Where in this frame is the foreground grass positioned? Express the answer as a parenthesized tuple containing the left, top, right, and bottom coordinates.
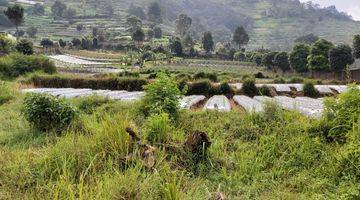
(0, 87, 359, 199)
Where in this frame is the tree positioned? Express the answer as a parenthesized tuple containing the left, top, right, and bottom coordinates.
(64, 8, 76, 21)
(126, 15, 142, 33)
(274, 52, 290, 72)
(16, 30, 25, 37)
(148, 1, 162, 23)
(76, 24, 84, 33)
(170, 38, 183, 57)
(51, 1, 66, 18)
(92, 27, 99, 37)
(128, 3, 146, 20)
(153, 26, 162, 38)
(175, 14, 192, 37)
(308, 39, 334, 71)
(33, 3, 45, 15)
(132, 29, 145, 44)
(262, 52, 277, 69)
(233, 26, 249, 49)
(26, 26, 38, 38)
(147, 29, 154, 40)
(202, 31, 214, 53)
(15, 39, 33, 55)
(353, 35, 360, 59)
(329, 44, 355, 72)
(59, 39, 66, 48)
(289, 44, 310, 73)
(92, 37, 98, 49)
(40, 38, 54, 49)
(294, 33, 319, 44)
(71, 38, 81, 48)
(4, 5, 24, 35)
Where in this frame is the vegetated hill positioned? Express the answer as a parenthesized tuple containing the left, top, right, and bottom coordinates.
(3, 0, 360, 50)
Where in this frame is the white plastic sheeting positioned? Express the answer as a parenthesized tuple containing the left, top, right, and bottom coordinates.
(179, 95, 206, 109)
(22, 88, 144, 101)
(233, 95, 264, 113)
(203, 95, 231, 112)
(314, 85, 333, 94)
(48, 55, 111, 65)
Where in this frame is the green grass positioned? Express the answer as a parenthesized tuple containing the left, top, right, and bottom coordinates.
(0, 81, 359, 199)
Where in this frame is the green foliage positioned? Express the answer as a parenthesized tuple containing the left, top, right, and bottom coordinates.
(22, 93, 77, 133)
(261, 52, 277, 69)
(307, 55, 329, 71)
(0, 81, 15, 105)
(186, 80, 212, 96)
(193, 72, 218, 82)
(15, 39, 34, 55)
(273, 52, 290, 72)
(26, 26, 38, 38)
(51, 0, 67, 18)
(0, 34, 15, 54)
(153, 26, 162, 39)
(353, 35, 360, 59)
(219, 82, 233, 95)
(40, 38, 54, 48)
(0, 53, 56, 79)
(4, 4, 24, 31)
(142, 72, 181, 119)
(175, 14, 192, 37)
(28, 74, 148, 91)
(258, 85, 271, 96)
(233, 51, 246, 61)
(242, 78, 258, 97)
(132, 29, 145, 43)
(169, 38, 183, 57)
(78, 95, 111, 114)
(144, 112, 173, 144)
(233, 26, 249, 49)
(303, 81, 318, 98)
(202, 31, 214, 53)
(289, 44, 310, 73)
(323, 86, 360, 143)
(329, 44, 354, 72)
(310, 39, 334, 58)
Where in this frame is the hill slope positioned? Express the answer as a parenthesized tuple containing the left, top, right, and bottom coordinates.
(3, 0, 360, 50)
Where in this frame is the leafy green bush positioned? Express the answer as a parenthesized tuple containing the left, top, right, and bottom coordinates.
(0, 81, 15, 105)
(193, 72, 218, 82)
(322, 86, 360, 142)
(0, 53, 56, 78)
(144, 112, 173, 144)
(258, 85, 271, 96)
(141, 72, 181, 120)
(241, 78, 258, 97)
(218, 82, 233, 95)
(303, 81, 318, 98)
(273, 77, 286, 83)
(186, 80, 212, 96)
(22, 93, 77, 133)
(15, 39, 34, 55)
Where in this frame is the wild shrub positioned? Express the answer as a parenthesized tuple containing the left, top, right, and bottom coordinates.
(22, 93, 77, 133)
(0, 81, 15, 105)
(15, 39, 34, 55)
(258, 85, 271, 96)
(218, 82, 233, 95)
(186, 80, 212, 96)
(144, 112, 173, 144)
(303, 81, 318, 98)
(254, 72, 265, 79)
(241, 78, 258, 97)
(322, 86, 360, 143)
(193, 72, 218, 82)
(141, 72, 181, 120)
(273, 77, 286, 83)
(288, 77, 304, 83)
(0, 53, 56, 78)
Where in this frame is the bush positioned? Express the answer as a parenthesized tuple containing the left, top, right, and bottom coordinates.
(303, 81, 318, 98)
(273, 77, 286, 83)
(15, 39, 34, 55)
(193, 72, 218, 82)
(0, 81, 15, 105)
(322, 86, 360, 143)
(258, 85, 271, 96)
(144, 112, 173, 144)
(141, 73, 181, 120)
(241, 78, 258, 97)
(288, 77, 304, 83)
(0, 53, 56, 78)
(186, 80, 212, 96)
(22, 93, 77, 133)
(254, 72, 265, 79)
(219, 82, 233, 95)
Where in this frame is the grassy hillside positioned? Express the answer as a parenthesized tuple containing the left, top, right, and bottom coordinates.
(2, 0, 360, 50)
